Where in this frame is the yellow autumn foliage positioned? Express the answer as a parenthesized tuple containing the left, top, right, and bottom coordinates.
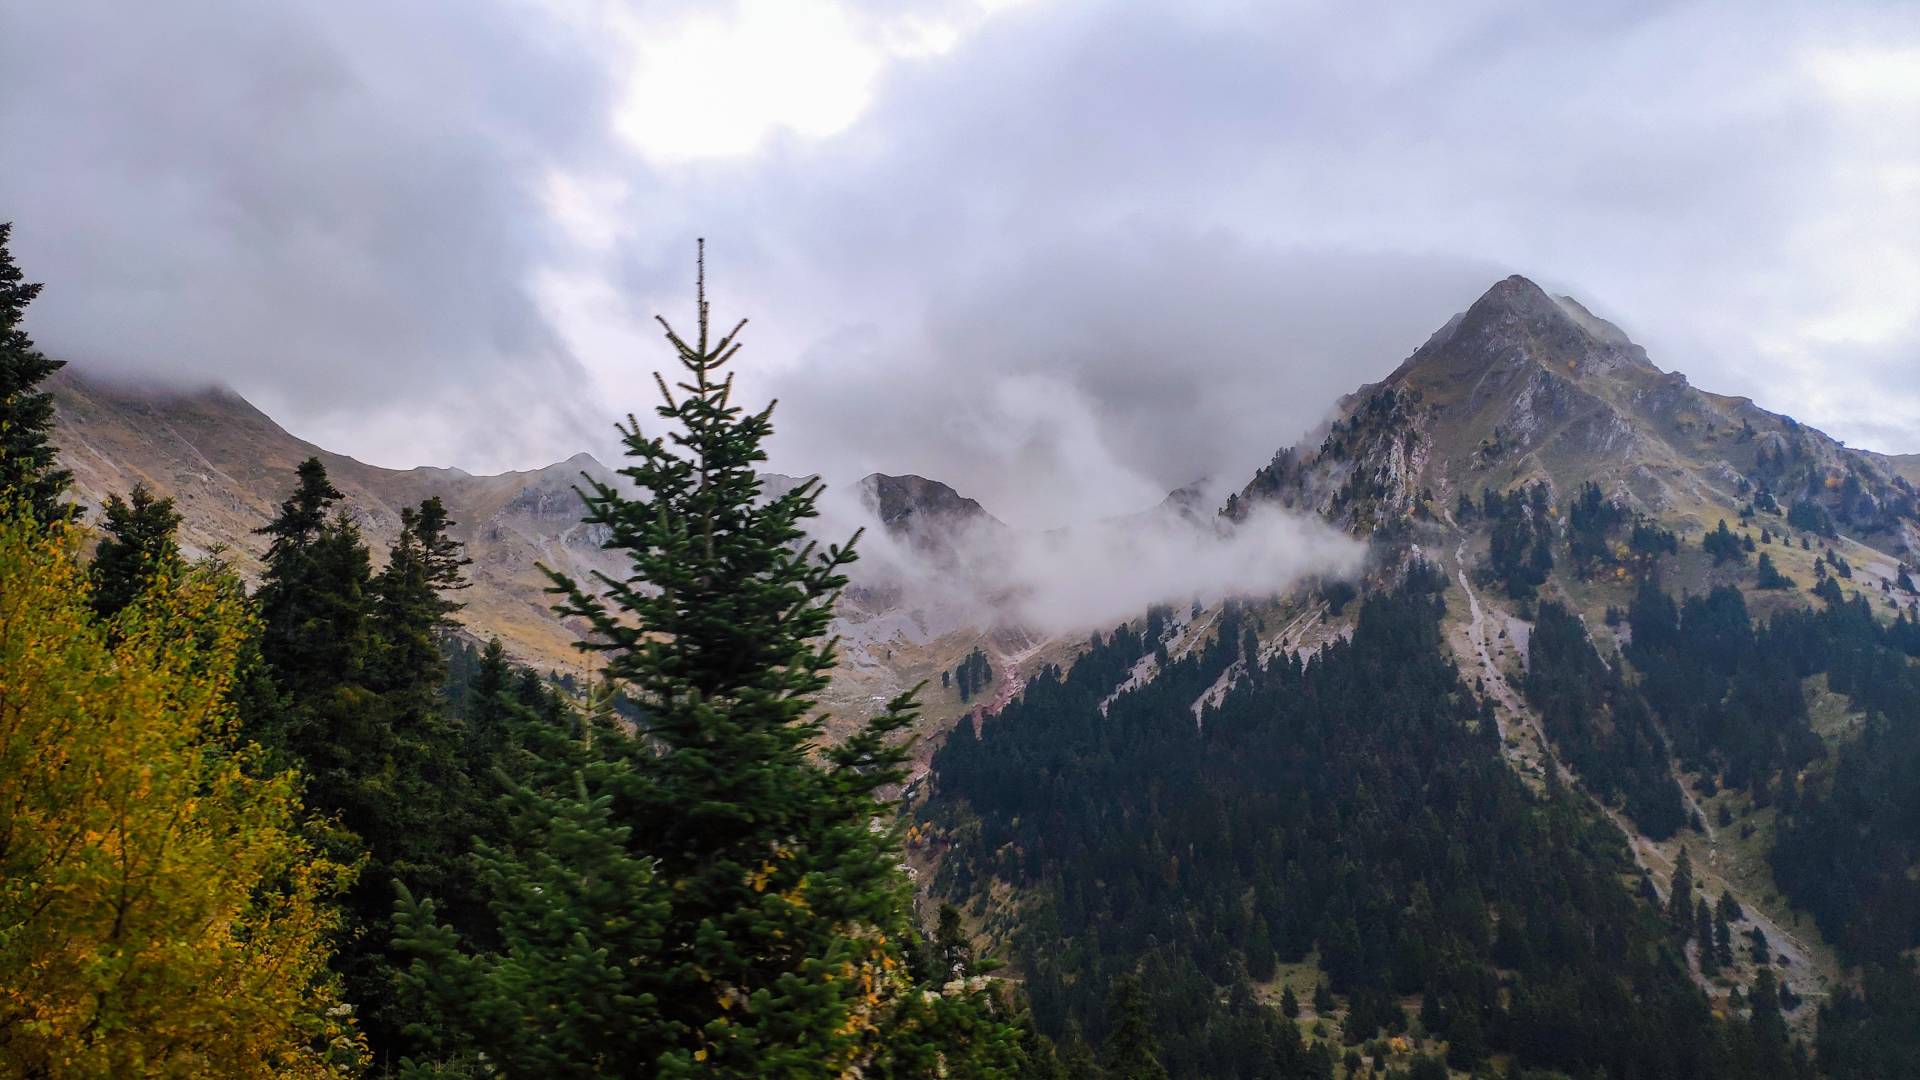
(0, 510, 363, 1077)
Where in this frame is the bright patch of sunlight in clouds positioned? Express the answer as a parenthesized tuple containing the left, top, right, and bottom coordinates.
(597, 0, 1032, 165)
(1805, 45, 1920, 106)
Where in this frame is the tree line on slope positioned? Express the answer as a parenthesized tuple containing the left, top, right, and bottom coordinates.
(1, 229, 1036, 1076)
(1523, 599, 1688, 839)
(1462, 474, 1920, 1079)
(1612, 575, 1920, 1080)
(1625, 582, 1827, 796)
(924, 564, 1811, 1079)
(1741, 592, 1920, 1079)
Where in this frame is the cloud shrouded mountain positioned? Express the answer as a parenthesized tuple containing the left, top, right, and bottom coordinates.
(44, 359, 1363, 733)
(52, 271, 1918, 755)
(5, 0, 1918, 527)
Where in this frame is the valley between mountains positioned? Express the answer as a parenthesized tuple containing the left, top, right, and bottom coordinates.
(51, 274, 1920, 1077)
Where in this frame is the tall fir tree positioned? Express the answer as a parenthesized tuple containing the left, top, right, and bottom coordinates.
(1751, 969, 1788, 1047)
(0, 222, 70, 519)
(254, 465, 378, 763)
(1099, 976, 1168, 1080)
(1669, 845, 1695, 936)
(369, 498, 474, 802)
(934, 902, 976, 979)
(1059, 1028, 1104, 1080)
(1697, 899, 1720, 976)
(372, 499, 468, 696)
(88, 481, 183, 618)
(346, 497, 483, 1060)
(253, 457, 354, 718)
(412, 495, 471, 604)
(395, 243, 1023, 1076)
(251, 459, 486, 1064)
(462, 637, 516, 764)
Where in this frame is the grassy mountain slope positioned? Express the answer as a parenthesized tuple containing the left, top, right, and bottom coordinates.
(49, 369, 1028, 736)
(51, 368, 621, 671)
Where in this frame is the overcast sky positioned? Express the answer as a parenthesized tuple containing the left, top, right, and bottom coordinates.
(5, 1, 1917, 527)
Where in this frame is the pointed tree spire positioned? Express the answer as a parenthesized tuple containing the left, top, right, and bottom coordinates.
(1101, 974, 1169, 1080)
(1669, 845, 1695, 935)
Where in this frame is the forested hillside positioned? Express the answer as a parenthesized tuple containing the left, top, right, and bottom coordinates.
(923, 572, 1811, 1078)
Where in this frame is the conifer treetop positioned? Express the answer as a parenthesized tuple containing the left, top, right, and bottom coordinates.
(546, 239, 875, 738)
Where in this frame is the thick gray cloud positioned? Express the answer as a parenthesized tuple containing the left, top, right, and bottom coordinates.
(755, 233, 1505, 526)
(4, 0, 1917, 522)
(0, 2, 614, 468)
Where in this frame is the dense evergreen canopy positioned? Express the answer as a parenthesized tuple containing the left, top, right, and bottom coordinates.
(925, 568, 1807, 1079)
(1526, 598, 1686, 838)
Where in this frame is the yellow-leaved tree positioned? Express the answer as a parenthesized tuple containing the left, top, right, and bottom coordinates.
(0, 508, 363, 1078)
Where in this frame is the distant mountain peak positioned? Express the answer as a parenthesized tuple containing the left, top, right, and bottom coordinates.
(857, 472, 1000, 531)
(1447, 274, 1593, 359)
(1466, 273, 1557, 316)
(1235, 274, 1920, 551)
(1391, 274, 1658, 398)
(1458, 275, 1626, 343)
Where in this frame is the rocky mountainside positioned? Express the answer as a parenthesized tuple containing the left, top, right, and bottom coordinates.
(1890, 453, 1920, 489)
(1284, 280, 1916, 1014)
(860, 472, 1001, 533)
(1233, 275, 1920, 557)
(51, 276, 1919, 745)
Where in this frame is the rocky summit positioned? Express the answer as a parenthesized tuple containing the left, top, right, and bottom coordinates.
(1235, 275, 1919, 555)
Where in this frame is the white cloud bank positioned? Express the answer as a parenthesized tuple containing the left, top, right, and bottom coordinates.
(814, 479, 1366, 638)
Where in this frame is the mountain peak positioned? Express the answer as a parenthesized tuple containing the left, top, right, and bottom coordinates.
(1479, 273, 1552, 305)
(1392, 274, 1657, 396)
(1456, 274, 1578, 336)
(1455, 275, 1640, 352)
(857, 473, 997, 530)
